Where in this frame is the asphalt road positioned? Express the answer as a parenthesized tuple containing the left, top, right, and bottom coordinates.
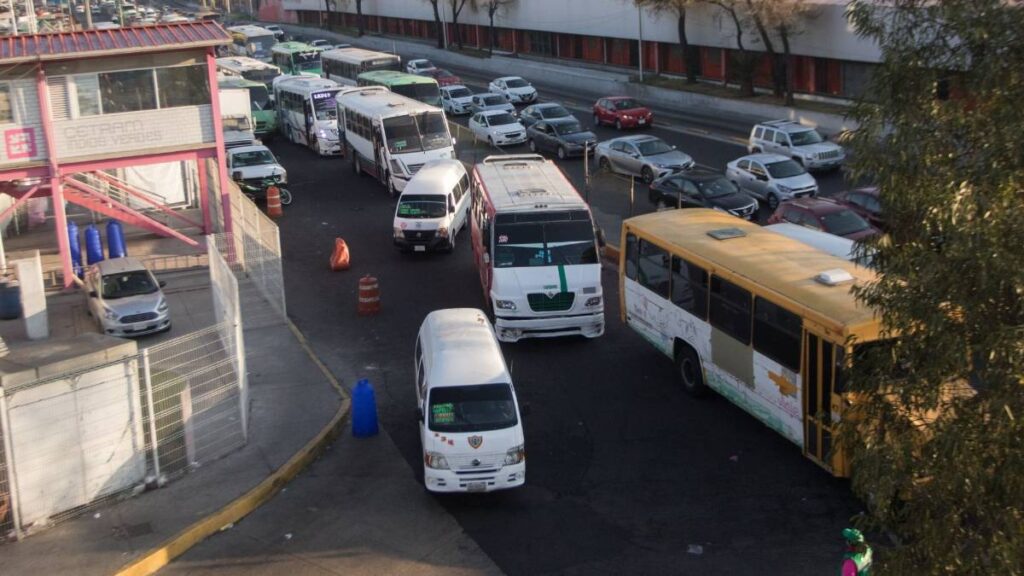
(167, 119, 862, 574)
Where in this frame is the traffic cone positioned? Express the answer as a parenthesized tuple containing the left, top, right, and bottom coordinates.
(330, 238, 351, 271)
(266, 185, 283, 218)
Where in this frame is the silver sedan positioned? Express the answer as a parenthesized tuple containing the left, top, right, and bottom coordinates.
(594, 135, 694, 184)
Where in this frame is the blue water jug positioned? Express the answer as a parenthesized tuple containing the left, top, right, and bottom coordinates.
(67, 221, 83, 277)
(351, 378, 380, 438)
(85, 224, 104, 265)
(106, 220, 127, 259)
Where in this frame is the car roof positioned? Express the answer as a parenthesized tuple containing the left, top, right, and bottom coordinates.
(443, 84, 470, 92)
(670, 167, 724, 181)
(782, 197, 846, 214)
(229, 145, 271, 154)
(764, 223, 857, 262)
(496, 76, 523, 81)
(401, 159, 466, 196)
(759, 120, 815, 134)
(613, 134, 660, 144)
(477, 93, 505, 100)
(604, 96, 634, 100)
(94, 257, 149, 275)
(739, 153, 791, 164)
(545, 117, 579, 125)
(531, 102, 563, 109)
(410, 58, 431, 64)
(480, 109, 512, 116)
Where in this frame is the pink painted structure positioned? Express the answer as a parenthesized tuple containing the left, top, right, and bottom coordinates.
(0, 23, 234, 288)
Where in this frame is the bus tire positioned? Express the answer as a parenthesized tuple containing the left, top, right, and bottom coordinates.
(675, 341, 708, 398)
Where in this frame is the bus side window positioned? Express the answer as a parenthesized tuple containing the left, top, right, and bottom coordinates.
(752, 297, 801, 372)
(624, 234, 639, 280)
(709, 276, 752, 345)
(671, 255, 708, 320)
(638, 240, 670, 298)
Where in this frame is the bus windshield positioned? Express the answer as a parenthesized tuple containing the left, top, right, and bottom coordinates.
(393, 83, 441, 107)
(248, 86, 272, 111)
(312, 91, 339, 121)
(294, 51, 321, 71)
(428, 384, 518, 433)
(248, 35, 275, 58)
(493, 213, 597, 268)
(383, 112, 450, 154)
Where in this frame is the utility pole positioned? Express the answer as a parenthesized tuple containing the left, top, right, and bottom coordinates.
(84, 0, 93, 29)
(637, 6, 644, 82)
(440, 1, 448, 50)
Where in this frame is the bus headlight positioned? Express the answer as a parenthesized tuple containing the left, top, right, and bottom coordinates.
(495, 299, 516, 311)
(585, 296, 602, 307)
(390, 159, 405, 176)
(504, 444, 525, 465)
(437, 226, 449, 238)
(424, 451, 450, 470)
(317, 128, 329, 139)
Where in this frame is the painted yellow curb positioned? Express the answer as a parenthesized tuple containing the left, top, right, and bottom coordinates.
(115, 320, 350, 576)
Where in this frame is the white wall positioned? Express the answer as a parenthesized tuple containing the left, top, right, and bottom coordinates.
(281, 0, 881, 63)
(0, 79, 49, 167)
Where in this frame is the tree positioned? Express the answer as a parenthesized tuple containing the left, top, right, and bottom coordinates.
(752, 0, 817, 105)
(478, 0, 518, 56)
(338, 0, 365, 36)
(636, 0, 701, 84)
(703, 0, 756, 96)
(448, 0, 471, 49)
(424, 0, 445, 49)
(743, 0, 783, 97)
(841, 1, 1024, 573)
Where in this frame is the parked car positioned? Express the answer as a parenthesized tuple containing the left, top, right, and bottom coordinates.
(833, 186, 884, 229)
(440, 85, 475, 115)
(765, 223, 876, 268)
(264, 24, 285, 40)
(519, 102, 573, 128)
(526, 118, 596, 159)
(84, 257, 171, 338)
(766, 197, 880, 241)
(469, 110, 527, 147)
(227, 144, 287, 186)
(592, 96, 653, 130)
(748, 120, 845, 171)
(594, 135, 694, 184)
(648, 167, 758, 220)
(725, 153, 818, 210)
(488, 76, 537, 104)
(406, 59, 436, 74)
(468, 92, 516, 115)
(420, 68, 462, 87)
(308, 39, 331, 49)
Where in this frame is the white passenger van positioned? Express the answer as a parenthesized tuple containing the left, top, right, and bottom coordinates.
(415, 308, 526, 493)
(765, 223, 876, 268)
(393, 160, 470, 253)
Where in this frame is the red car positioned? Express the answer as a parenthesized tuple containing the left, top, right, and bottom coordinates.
(421, 68, 462, 87)
(833, 186, 885, 230)
(766, 197, 881, 242)
(593, 96, 653, 130)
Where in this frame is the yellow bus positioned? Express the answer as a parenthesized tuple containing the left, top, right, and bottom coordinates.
(619, 209, 882, 476)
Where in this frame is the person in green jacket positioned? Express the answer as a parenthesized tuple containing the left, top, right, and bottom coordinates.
(841, 528, 873, 575)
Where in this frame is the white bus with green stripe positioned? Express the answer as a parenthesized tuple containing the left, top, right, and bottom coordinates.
(469, 154, 605, 342)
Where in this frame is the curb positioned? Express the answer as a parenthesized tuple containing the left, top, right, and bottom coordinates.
(114, 320, 350, 576)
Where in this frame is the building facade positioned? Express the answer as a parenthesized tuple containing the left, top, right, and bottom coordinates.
(280, 0, 879, 100)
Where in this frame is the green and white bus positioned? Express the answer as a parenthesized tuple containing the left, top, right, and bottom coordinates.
(356, 70, 441, 107)
(227, 25, 277, 62)
(322, 47, 401, 86)
(271, 41, 322, 76)
(216, 56, 282, 90)
(218, 76, 278, 140)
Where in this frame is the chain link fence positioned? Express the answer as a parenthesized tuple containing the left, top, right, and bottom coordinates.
(449, 120, 503, 168)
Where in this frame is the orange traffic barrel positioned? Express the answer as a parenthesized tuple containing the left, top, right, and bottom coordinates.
(330, 238, 351, 271)
(266, 186, 282, 218)
(358, 275, 380, 316)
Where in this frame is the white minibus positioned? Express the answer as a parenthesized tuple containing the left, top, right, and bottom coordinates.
(273, 76, 342, 156)
(393, 160, 470, 253)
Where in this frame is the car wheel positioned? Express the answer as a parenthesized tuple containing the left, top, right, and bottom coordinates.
(278, 187, 293, 206)
(557, 146, 567, 160)
(767, 192, 780, 211)
(615, 118, 623, 131)
(677, 343, 708, 398)
(528, 139, 537, 152)
(593, 113, 601, 126)
(599, 157, 611, 173)
(641, 166, 655, 185)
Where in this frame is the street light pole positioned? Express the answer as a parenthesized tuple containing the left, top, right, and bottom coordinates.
(440, 1, 449, 50)
(638, 6, 644, 82)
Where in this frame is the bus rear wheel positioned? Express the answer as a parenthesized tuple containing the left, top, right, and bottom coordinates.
(676, 343, 708, 398)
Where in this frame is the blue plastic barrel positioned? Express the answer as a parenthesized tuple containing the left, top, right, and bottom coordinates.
(67, 221, 83, 277)
(351, 378, 380, 438)
(106, 220, 127, 259)
(0, 281, 22, 320)
(85, 224, 104, 265)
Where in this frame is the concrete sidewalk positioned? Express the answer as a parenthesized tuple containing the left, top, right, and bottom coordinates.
(0, 320, 343, 575)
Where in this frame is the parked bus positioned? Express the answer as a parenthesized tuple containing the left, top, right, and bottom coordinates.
(356, 70, 441, 107)
(619, 209, 885, 476)
(218, 76, 277, 141)
(322, 48, 402, 86)
(216, 57, 282, 90)
(337, 86, 454, 196)
(226, 25, 277, 62)
(273, 76, 342, 156)
(469, 154, 604, 343)
(271, 41, 322, 76)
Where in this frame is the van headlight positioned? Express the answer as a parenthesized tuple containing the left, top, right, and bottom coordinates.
(393, 226, 404, 239)
(317, 128, 328, 139)
(424, 451, 450, 470)
(437, 226, 449, 238)
(504, 444, 525, 465)
(494, 299, 517, 311)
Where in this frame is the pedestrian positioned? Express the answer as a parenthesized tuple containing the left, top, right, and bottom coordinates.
(841, 528, 873, 576)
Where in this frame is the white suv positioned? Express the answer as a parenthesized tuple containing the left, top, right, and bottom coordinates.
(748, 120, 845, 172)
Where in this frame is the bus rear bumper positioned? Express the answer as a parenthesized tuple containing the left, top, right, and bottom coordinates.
(494, 312, 604, 342)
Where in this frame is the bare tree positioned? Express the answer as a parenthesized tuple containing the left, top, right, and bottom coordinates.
(424, 0, 445, 49)
(448, 0, 472, 49)
(477, 0, 518, 56)
(746, 0, 817, 104)
(338, 0, 365, 36)
(635, 0, 701, 83)
(703, 0, 756, 96)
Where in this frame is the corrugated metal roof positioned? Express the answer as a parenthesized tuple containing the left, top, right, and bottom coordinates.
(0, 22, 231, 64)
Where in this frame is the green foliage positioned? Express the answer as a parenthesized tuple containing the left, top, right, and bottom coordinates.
(842, 1, 1024, 574)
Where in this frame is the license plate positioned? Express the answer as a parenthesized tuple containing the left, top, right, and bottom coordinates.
(466, 482, 487, 492)
(638, 118, 646, 125)
(414, 245, 426, 252)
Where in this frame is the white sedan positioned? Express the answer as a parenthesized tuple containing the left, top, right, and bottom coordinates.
(440, 85, 474, 115)
(488, 76, 537, 105)
(407, 59, 436, 75)
(468, 110, 527, 147)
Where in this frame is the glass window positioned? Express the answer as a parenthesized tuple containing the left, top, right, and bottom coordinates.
(821, 209, 870, 236)
(765, 160, 806, 179)
(493, 215, 597, 268)
(428, 384, 518, 433)
(709, 276, 751, 344)
(397, 194, 447, 218)
(75, 74, 101, 117)
(99, 69, 157, 113)
(671, 256, 708, 319)
(638, 240, 670, 298)
(737, 159, 750, 171)
(0, 84, 12, 123)
(790, 129, 824, 146)
(156, 65, 210, 108)
(753, 127, 764, 139)
(753, 297, 802, 372)
(773, 130, 788, 144)
(624, 233, 638, 280)
(101, 270, 158, 299)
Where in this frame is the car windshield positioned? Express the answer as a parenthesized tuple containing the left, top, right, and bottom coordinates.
(383, 111, 450, 153)
(614, 98, 640, 110)
(505, 78, 529, 88)
(697, 176, 740, 198)
(765, 159, 806, 178)
(483, 95, 506, 106)
(428, 384, 517, 433)
(493, 214, 598, 268)
(312, 90, 338, 121)
(487, 113, 517, 126)
(232, 149, 275, 166)
(102, 270, 158, 299)
(294, 51, 320, 71)
(415, 60, 434, 69)
(396, 194, 447, 219)
(541, 105, 570, 119)
(553, 121, 584, 136)
(248, 86, 272, 111)
(822, 209, 871, 236)
(448, 87, 472, 98)
(636, 139, 673, 156)
(789, 129, 825, 146)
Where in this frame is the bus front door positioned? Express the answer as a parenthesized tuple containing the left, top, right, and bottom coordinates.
(803, 331, 841, 474)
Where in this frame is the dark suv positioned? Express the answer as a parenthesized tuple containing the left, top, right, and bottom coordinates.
(648, 168, 758, 220)
(766, 197, 880, 241)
